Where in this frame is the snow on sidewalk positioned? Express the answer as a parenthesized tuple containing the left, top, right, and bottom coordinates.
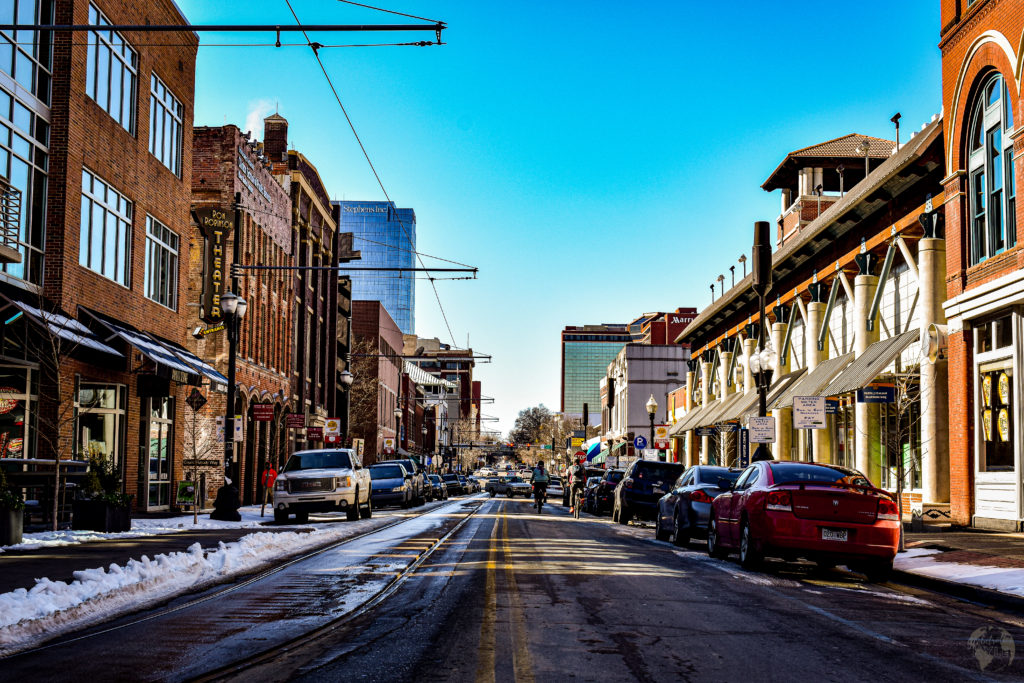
(895, 548, 1024, 598)
(0, 513, 387, 656)
(1, 506, 281, 553)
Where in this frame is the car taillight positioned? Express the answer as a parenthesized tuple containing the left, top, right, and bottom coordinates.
(877, 498, 899, 521)
(623, 478, 634, 489)
(690, 489, 714, 504)
(766, 490, 792, 512)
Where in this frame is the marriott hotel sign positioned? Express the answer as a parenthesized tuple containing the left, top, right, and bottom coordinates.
(193, 206, 235, 324)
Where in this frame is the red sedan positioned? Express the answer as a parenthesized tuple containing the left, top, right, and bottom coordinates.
(706, 461, 899, 581)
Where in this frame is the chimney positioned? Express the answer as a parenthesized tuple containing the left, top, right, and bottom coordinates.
(263, 113, 288, 162)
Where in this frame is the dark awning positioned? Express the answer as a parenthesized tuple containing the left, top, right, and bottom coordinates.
(770, 353, 854, 410)
(0, 290, 122, 357)
(83, 309, 226, 389)
(820, 330, 920, 397)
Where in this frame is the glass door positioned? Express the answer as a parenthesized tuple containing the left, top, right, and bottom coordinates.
(145, 396, 174, 509)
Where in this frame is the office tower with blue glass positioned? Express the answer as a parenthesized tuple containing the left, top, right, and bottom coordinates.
(334, 200, 417, 334)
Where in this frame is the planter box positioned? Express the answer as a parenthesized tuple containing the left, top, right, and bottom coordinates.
(72, 499, 132, 533)
(1, 507, 22, 545)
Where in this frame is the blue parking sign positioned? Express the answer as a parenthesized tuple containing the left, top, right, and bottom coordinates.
(633, 435, 648, 450)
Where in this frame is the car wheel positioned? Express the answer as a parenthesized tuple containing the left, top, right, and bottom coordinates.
(707, 517, 727, 559)
(361, 495, 373, 519)
(295, 511, 309, 524)
(617, 502, 630, 525)
(346, 492, 360, 521)
(655, 515, 670, 542)
(273, 509, 289, 524)
(862, 558, 893, 583)
(739, 520, 763, 570)
(507, 491, 514, 498)
(672, 510, 690, 547)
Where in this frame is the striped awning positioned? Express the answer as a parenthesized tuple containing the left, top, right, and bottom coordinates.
(670, 402, 710, 435)
(769, 353, 854, 410)
(820, 330, 920, 397)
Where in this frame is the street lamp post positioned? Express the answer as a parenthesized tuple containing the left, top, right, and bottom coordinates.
(749, 221, 777, 460)
(221, 290, 247, 487)
(646, 394, 657, 456)
(394, 406, 402, 456)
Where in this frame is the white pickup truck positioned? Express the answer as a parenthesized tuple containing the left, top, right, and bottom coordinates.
(272, 448, 372, 523)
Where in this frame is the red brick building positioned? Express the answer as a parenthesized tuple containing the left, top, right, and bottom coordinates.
(189, 124, 294, 506)
(0, 1, 228, 513)
(352, 300, 404, 463)
(940, 0, 1024, 529)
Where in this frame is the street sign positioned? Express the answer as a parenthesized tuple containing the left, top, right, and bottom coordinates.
(234, 415, 243, 442)
(857, 383, 895, 403)
(252, 404, 274, 421)
(739, 429, 750, 467)
(176, 481, 197, 506)
(695, 426, 716, 437)
(793, 396, 826, 429)
(654, 425, 669, 441)
(571, 437, 583, 448)
(641, 448, 660, 460)
(826, 398, 840, 414)
(325, 418, 341, 436)
(575, 450, 587, 459)
(286, 413, 305, 429)
(719, 421, 739, 433)
(216, 415, 225, 443)
(572, 430, 585, 439)
(749, 417, 776, 443)
(633, 435, 648, 450)
(307, 426, 323, 440)
(185, 388, 207, 412)
(352, 438, 365, 458)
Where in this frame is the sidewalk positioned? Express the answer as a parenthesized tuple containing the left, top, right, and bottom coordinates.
(896, 525, 1024, 610)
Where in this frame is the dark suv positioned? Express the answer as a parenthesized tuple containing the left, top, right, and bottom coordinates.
(613, 460, 685, 524)
(591, 469, 625, 515)
(391, 458, 429, 505)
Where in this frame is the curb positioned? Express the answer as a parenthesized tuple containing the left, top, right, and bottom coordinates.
(892, 568, 1024, 614)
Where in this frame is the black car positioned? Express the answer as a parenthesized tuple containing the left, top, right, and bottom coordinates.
(613, 460, 685, 524)
(654, 466, 743, 545)
(391, 459, 429, 505)
(590, 469, 625, 516)
(369, 462, 413, 508)
(581, 477, 602, 514)
(427, 474, 448, 500)
(441, 473, 463, 496)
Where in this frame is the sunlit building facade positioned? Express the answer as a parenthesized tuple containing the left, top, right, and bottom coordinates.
(561, 324, 631, 423)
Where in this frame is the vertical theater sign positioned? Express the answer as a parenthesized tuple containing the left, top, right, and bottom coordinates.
(193, 207, 235, 323)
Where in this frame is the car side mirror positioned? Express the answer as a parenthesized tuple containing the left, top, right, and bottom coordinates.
(405, 473, 412, 480)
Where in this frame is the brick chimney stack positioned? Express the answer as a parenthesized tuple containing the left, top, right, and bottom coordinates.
(263, 113, 288, 162)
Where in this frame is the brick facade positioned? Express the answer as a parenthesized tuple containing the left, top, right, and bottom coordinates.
(352, 300, 404, 463)
(940, 0, 1024, 526)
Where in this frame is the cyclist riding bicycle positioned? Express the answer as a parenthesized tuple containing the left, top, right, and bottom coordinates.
(531, 461, 549, 508)
(568, 461, 588, 514)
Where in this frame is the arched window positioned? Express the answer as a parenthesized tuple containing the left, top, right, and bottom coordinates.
(967, 73, 1016, 264)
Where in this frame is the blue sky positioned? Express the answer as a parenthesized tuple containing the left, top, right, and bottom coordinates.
(178, 0, 942, 435)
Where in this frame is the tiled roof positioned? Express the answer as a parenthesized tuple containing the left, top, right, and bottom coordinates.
(787, 133, 895, 159)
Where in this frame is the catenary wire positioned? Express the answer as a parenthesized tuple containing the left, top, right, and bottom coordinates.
(284, 0, 458, 347)
(336, 0, 446, 25)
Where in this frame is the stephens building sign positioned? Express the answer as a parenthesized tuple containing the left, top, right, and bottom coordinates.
(193, 206, 235, 323)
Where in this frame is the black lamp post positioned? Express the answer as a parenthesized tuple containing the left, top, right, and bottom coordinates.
(221, 290, 247, 486)
(645, 394, 657, 454)
(749, 221, 778, 460)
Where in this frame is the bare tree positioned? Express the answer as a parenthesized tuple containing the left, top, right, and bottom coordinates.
(182, 393, 217, 524)
(881, 372, 923, 552)
(348, 337, 384, 460)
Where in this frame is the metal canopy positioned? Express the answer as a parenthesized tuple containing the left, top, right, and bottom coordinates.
(670, 403, 709, 435)
(770, 353, 854, 410)
(820, 330, 920, 397)
(694, 392, 747, 429)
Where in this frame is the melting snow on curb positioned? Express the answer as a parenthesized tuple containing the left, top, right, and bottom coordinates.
(895, 547, 1024, 597)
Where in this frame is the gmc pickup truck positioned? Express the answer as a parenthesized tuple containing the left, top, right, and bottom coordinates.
(272, 448, 372, 523)
(485, 475, 532, 498)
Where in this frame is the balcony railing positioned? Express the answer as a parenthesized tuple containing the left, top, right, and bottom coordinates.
(0, 178, 22, 264)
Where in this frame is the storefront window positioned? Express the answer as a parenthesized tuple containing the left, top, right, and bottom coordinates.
(145, 396, 174, 509)
(76, 383, 125, 468)
(978, 362, 1014, 472)
(880, 391, 922, 489)
(0, 367, 33, 458)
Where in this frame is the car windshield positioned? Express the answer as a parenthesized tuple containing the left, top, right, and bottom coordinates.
(634, 463, 684, 481)
(370, 465, 405, 480)
(442, 474, 458, 481)
(428, 475, 441, 483)
(606, 471, 624, 483)
(769, 463, 872, 488)
(284, 451, 353, 472)
(394, 460, 418, 473)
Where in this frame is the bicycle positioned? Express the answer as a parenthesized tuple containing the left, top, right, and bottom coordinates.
(533, 485, 546, 513)
(572, 487, 584, 519)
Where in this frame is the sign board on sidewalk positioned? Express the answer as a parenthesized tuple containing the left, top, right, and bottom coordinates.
(749, 417, 776, 443)
(286, 413, 305, 429)
(306, 426, 323, 440)
(176, 480, 196, 506)
(252, 404, 275, 422)
(641, 448, 660, 460)
(633, 435, 648, 450)
(739, 429, 750, 467)
(352, 438, 365, 458)
(857, 383, 895, 403)
(793, 396, 826, 429)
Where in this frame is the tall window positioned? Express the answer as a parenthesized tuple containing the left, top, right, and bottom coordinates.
(968, 73, 1016, 264)
(80, 168, 132, 286)
(149, 73, 183, 175)
(0, 0, 54, 105)
(0, 86, 48, 284)
(144, 215, 178, 309)
(76, 383, 126, 471)
(86, 3, 137, 134)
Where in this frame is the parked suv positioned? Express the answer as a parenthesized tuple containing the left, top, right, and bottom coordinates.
(273, 449, 372, 523)
(591, 469, 625, 515)
(369, 462, 414, 509)
(391, 458, 429, 505)
(613, 460, 685, 524)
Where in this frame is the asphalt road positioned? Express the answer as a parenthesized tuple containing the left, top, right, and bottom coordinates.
(4, 495, 1024, 682)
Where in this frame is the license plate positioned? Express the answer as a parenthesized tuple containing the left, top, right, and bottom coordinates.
(821, 528, 848, 542)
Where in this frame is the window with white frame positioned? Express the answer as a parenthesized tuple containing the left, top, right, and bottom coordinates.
(144, 215, 178, 309)
(149, 73, 183, 175)
(80, 168, 132, 286)
(967, 72, 1016, 265)
(85, 3, 137, 134)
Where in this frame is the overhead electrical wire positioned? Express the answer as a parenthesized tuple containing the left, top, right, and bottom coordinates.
(336, 0, 446, 25)
(283, 0, 459, 347)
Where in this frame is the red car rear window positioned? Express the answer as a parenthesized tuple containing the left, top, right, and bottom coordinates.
(769, 463, 872, 488)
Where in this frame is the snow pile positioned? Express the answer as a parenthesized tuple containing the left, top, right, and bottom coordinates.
(896, 548, 1024, 597)
(0, 521, 378, 655)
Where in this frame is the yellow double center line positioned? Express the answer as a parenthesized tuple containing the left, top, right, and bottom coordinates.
(476, 502, 535, 683)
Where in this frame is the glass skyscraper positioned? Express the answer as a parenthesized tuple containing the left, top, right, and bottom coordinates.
(561, 324, 631, 421)
(334, 200, 416, 334)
